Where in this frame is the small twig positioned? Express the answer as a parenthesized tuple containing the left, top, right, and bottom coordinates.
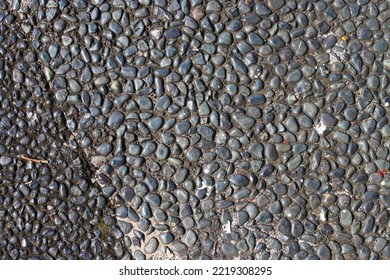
(20, 156, 49, 164)
(25, 181, 32, 185)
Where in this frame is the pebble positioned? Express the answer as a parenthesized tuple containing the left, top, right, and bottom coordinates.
(108, 111, 125, 129)
(264, 144, 278, 161)
(317, 244, 331, 260)
(291, 220, 304, 237)
(159, 232, 174, 245)
(229, 174, 249, 187)
(374, 39, 388, 52)
(221, 243, 238, 257)
(12, 68, 24, 83)
(248, 94, 266, 105)
(144, 237, 159, 254)
(184, 230, 197, 247)
(277, 217, 291, 235)
(321, 113, 338, 127)
(0, 156, 13, 166)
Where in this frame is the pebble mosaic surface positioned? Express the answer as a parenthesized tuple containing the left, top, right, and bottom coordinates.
(1, 0, 390, 260)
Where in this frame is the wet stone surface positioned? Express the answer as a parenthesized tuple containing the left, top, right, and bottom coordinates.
(0, 0, 390, 260)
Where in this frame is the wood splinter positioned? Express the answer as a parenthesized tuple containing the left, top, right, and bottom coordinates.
(20, 156, 49, 164)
